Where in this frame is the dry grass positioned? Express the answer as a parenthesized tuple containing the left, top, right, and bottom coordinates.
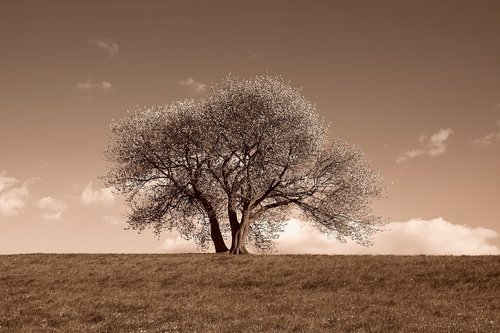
(0, 254, 498, 332)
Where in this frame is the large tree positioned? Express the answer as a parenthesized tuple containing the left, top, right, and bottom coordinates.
(104, 75, 385, 254)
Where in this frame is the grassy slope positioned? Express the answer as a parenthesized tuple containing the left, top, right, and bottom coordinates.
(0, 254, 498, 333)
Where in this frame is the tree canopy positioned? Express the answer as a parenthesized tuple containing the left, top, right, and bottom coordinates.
(104, 75, 385, 254)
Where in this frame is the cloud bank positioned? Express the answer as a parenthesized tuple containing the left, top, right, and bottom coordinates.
(90, 38, 119, 57)
(159, 218, 499, 255)
(0, 171, 30, 217)
(397, 128, 454, 163)
(276, 218, 499, 255)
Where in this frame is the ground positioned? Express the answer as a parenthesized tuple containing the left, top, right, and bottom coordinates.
(0, 254, 498, 332)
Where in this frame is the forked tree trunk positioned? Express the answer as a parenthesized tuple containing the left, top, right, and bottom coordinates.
(229, 207, 251, 254)
(227, 198, 249, 254)
(228, 202, 242, 253)
(230, 224, 249, 254)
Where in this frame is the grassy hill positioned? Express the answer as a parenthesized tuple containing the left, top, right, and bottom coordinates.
(0, 254, 498, 332)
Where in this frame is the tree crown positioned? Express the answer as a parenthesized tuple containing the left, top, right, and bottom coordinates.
(104, 75, 385, 253)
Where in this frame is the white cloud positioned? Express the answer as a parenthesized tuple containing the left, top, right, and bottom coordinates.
(0, 172, 17, 193)
(35, 196, 66, 221)
(276, 218, 500, 255)
(0, 171, 30, 217)
(102, 215, 122, 225)
(397, 128, 454, 163)
(159, 233, 198, 253)
(474, 132, 500, 146)
(474, 120, 500, 146)
(158, 217, 499, 255)
(75, 80, 112, 92)
(178, 77, 207, 94)
(81, 182, 115, 206)
(90, 38, 119, 57)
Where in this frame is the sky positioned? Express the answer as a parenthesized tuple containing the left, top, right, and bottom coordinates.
(1, 0, 499, 255)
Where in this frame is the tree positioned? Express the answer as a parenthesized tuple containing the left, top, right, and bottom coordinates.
(104, 75, 385, 254)
(104, 101, 229, 252)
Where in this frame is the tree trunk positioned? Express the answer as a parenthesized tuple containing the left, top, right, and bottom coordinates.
(208, 214, 229, 253)
(229, 208, 251, 254)
(229, 224, 249, 254)
(196, 192, 228, 253)
(227, 198, 243, 253)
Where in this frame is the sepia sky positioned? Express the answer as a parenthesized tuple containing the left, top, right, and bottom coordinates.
(1, 0, 499, 254)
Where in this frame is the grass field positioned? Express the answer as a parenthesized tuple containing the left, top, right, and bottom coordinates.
(0, 254, 498, 332)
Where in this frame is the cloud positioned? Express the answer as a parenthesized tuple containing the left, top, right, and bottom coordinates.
(90, 38, 119, 57)
(102, 215, 122, 225)
(159, 233, 198, 253)
(35, 196, 66, 221)
(275, 218, 500, 255)
(474, 120, 500, 146)
(397, 128, 454, 163)
(75, 80, 112, 92)
(158, 218, 499, 255)
(0, 171, 30, 217)
(178, 77, 207, 94)
(81, 182, 115, 206)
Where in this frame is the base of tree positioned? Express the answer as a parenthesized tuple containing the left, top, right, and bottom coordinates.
(214, 245, 229, 253)
(229, 247, 249, 254)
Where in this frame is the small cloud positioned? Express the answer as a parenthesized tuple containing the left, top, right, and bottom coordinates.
(158, 232, 198, 253)
(250, 53, 258, 61)
(276, 218, 500, 255)
(90, 38, 119, 57)
(35, 196, 66, 221)
(178, 77, 207, 95)
(474, 120, 500, 146)
(474, 132, 500, 146)
(0, 171, 17, 193)
(102, 215, 122, 225)
(0, 171, 31, 217)
(75, 80, 112, 92)
(397, 128, 454, 163)
(426, 128, 454, 155)
(81, 182, 115, 206)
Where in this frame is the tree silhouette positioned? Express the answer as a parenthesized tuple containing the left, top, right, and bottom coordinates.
(104, 76, 385, 254)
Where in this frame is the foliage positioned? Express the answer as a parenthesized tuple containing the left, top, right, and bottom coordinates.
(104, 75, 385, 253)
(105, 101, 228, 252)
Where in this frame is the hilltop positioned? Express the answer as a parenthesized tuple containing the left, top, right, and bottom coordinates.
(0, 254, 498, 332)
